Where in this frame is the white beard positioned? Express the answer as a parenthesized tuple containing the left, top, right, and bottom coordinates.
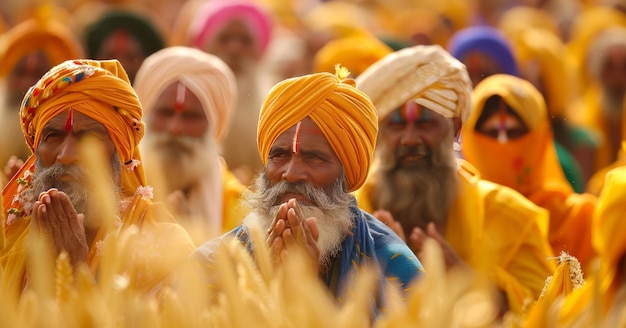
(243, 203, 353, 269)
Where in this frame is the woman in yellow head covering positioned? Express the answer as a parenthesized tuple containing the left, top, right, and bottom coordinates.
(1, 59, 195, 300)
(462, 74, 597, 271)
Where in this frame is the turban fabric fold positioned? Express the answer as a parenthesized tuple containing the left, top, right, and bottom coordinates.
(313, 34, 393, 77)
(134, 46, 237, 142)
(257, 72, 378, 191)
(19, 59, 146, 195)
(356, 44, 472, 122)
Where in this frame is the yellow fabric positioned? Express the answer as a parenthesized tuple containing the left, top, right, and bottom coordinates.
(498, 6, 560, 38)
(558, 166, 626, 324)
(586, 142, 626, 195)
(505, 28, 572, 118)
(257, 72, 378, 192)
(1, 59, 195, 300)
(463, 74, 597, 270)
(566, 6, 626, 93)
(356, 44, 472, 122)
(313, 34, 392, 78)
(0, 18, 84, 77)
(221, 166, 246, 232)
(355, 159, 556, 313)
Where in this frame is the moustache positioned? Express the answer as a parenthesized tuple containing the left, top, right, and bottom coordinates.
(396, 144, 429, 158)
(152, 134, 198, 154)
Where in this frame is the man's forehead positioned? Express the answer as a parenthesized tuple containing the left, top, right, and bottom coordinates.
(45, 109, 107, 130)
(272, 118, 330, 148)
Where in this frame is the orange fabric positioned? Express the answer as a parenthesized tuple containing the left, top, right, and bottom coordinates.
(0, 18, 83, 77)
(313, 34, 392, 77)
(257, 71, 378, 191)
(463, 74, 597, 270)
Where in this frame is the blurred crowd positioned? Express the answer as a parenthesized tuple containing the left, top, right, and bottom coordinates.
(1, 0, 626, 327)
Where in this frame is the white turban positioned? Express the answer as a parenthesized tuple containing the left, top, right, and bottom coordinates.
(133, 46, 237, 141)
(356, 44, 472, 122)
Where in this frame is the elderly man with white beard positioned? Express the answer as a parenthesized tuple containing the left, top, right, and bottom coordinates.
(134, 46, 246, 242)
(192, 68, 423, 305)
(354, 45, 557, 315)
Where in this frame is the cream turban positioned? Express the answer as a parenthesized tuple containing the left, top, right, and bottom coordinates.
(356, 44, 472, 122)
(133, 46, 237, 142)
(257, 71, 378, 191)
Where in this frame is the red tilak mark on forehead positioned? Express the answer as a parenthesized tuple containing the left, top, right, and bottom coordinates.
(292, 121, 302, 154)
(65, 108, 74, 132)
(112, 30, 130, 56)
(175, 83, 186, 113)
(405, 100, 418, 122)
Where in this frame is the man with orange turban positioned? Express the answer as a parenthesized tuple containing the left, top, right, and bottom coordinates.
(355, 45, 556, 315)
(0, 59, 195, 301)
(134, 46, 246, 243)
(193, 69, 423, 305)
(0, 12, 84, 184)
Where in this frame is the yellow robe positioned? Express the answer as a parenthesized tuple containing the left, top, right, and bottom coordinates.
(221, 167, 247, 232)
(354, 159, 556, 313)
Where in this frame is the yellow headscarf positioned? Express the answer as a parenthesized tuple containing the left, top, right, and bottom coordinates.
(356, 44, 472, 122)
(463, 74, 597, 269)
(313, 34, 393, 78)
(257, 70, 378, 192)
(134, 46, 237, 142)
(0, 15, 83, 77)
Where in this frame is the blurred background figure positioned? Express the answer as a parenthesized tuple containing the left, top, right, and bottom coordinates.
(186, 0, 275, 185)
(83, 8, 165, 84)
(462, 74, 597, 272)
(0, 4, 83, 185)
(134, 46, 245, 243)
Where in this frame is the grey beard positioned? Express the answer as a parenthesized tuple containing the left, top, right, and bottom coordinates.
(142, 131, 215, 193)
(242, 172, 354, 269)
(28, 153, 122, 230)
(370, 132, 459, 236)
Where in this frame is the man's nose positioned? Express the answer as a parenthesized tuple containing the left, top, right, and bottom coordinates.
(400, 124, 423, 146)
(281, 157, 308, 184)
(56, 136, 80, 165)
(166, 114, 186, 136)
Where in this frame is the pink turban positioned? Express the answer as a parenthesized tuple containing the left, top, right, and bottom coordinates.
(189, 0, 273, 55)
(133, 46, 237, 142)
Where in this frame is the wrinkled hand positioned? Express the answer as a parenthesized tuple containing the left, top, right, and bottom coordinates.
(266, 198, 320, 271)
(30, 188, 89, 266)
(4, 155, 24, 181)
(372, 209, 406, 241)
(409, 222, 465, 270)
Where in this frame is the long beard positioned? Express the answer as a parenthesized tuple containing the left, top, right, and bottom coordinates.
(370, 131, 459, 236)
(242, 173, 354, 269)
(142, 131, 216, 193)
(29, 154, 122, 231)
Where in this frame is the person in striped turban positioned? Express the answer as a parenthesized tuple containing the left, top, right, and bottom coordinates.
(355, 44, 556, 315)
(193, 69, 422, 306)
(134, 46, 245, 243)
(0, 59, 195, 301)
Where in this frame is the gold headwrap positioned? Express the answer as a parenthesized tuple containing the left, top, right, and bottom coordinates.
(134, 46, 237, 142)
(257, 71, 378, 191)
(18, 59, 146, 196)
(356, 44, 472, 122)
(0, 15, 83, 77)
(313, 34, 393, 77)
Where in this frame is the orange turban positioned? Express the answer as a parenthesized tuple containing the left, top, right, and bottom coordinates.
(19, 59, 146, 196)
(0, 18, 83, 77)
(134, 46, 237, 142)
(257, 71, 378, 191)
(313, 34, 393, 77)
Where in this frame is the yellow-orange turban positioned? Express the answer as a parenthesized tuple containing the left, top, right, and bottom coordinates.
(313, 34, 393, 77)
(134, 46, 237, 142)
(257, 71, 378, 191)
(356, 44, 472, 122)
(20, 59, 146, 195)
(0, 18, 83, 77)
